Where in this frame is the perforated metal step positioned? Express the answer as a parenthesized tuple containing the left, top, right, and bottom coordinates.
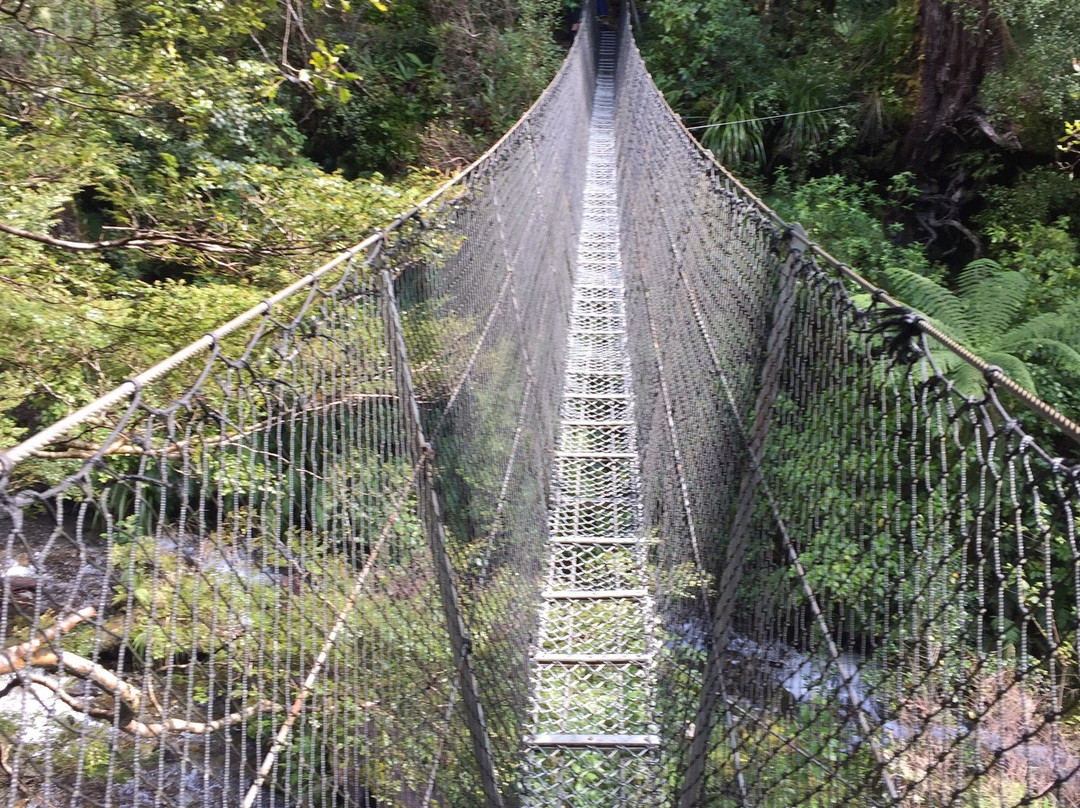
(522, 27, 661, 808)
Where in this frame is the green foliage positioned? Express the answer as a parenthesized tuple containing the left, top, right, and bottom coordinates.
(769, 173, 936, 279)
(0, 0, 565, 449)
(756, 382, 941, 639)
(979, 0, 1080, 154)
(971, 166, 1080, 339)
(635, 0, 1080, 293)
(881, 259, 1080, 398)
(978, 165, 1080, 232)
(1061, 120, 1080, 176)
(706, 698, 878, 807)
(986, 217, 1080, 311)
(302, 0, 563, 174)
(759, 389, 914, 636)
(643, 0, 863, 169)
(100, 487, 473, 801)
(642, 0, 770, 110)
(700, 90, 766, 168)
(767, 67, 838, 160)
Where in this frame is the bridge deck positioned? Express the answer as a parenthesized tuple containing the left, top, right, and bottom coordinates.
(522, 29, 661, 807)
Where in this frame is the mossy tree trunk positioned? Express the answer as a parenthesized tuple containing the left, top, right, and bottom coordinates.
(901, 0, 1004, 170)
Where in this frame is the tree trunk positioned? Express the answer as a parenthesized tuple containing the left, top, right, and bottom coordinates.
(901, 0, 999, 170)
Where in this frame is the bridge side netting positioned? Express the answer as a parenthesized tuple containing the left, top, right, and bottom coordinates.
(613, 12, 783, 798)
(616, 12, 1080, 808)
(379, 14, 595, 796)
(0, 17, 594, 808)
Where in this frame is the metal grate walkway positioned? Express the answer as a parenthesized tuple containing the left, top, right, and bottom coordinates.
(522, 29, 660, 807)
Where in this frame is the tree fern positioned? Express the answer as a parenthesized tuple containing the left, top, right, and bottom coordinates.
(993, 305, 1080, 353)
(880, 260, 1080, 399)
(948, 362, 988, 399)
(979, 352, 1039, 397)
(954, 259, 1029, 346)
(1014, 340, 1080, 377)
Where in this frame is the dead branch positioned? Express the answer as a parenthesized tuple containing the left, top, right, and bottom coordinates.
(29, 444, 145, 460)
(46, 649, 144, 715)
(967, 109, 1021, 151)
(0, 606, 282, 737)
(0, 607, 137, 715)
(125, 700, 285, 738)
(26, 675, 282, 737)
(0, 74, 168, 121)
(0, 221, 301, 257)
(23, 674, 113, 720)
(0, 1, 95, 46)
(0, 607, 97, 674)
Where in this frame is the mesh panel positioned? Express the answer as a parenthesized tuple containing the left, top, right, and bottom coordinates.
(522, 24, 661, 803)
(614, 8, 1080, 808)
(0, 13, 595, 807)
(614, 12, 780, 798)
(524, 745, 662, 808)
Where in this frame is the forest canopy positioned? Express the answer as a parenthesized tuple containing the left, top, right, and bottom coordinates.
(638, 0, 1080, 430)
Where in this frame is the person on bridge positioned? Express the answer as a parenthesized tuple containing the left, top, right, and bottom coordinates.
(568, 0, 613, 36)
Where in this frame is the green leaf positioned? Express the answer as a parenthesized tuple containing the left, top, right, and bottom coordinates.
(955, 259, 1028, 346)
(881, 266, 972, 344)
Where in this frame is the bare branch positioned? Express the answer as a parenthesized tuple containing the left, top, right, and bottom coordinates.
(0, 221, 314, 257)
(26, 675, 283, 737)
(0, 606, 282, 738)
(123, 701, 286, 738)
(23, 674, 114, 720)
(0, 71, 168, 120)
(0, 607, 139, 714)
(49, 649, 144, 714)
(0, 1, 96, 46)
(0, 606, 97, 674)
(967, 109, 1021, 151)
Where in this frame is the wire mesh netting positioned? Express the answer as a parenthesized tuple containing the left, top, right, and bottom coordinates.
(614, 8, 1080, 807)
(0, 13, 594, 807)
(5, 3, 1080, 807)
(521, 25, 661, 807)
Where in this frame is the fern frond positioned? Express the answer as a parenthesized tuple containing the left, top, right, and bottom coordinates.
(955, 258, 1006, 295)
(925, 346, 964, 379)
(957, 267, 1029, 347)
(949, 362, 987, 399)
(881, 266, 972, 343)
(995, 309, 1080, 350)
(1045, 300, 1080, 344)
(1009, 339, 1080, 376)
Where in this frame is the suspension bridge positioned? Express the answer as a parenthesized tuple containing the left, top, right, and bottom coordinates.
(2, 4, 1080, 807)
